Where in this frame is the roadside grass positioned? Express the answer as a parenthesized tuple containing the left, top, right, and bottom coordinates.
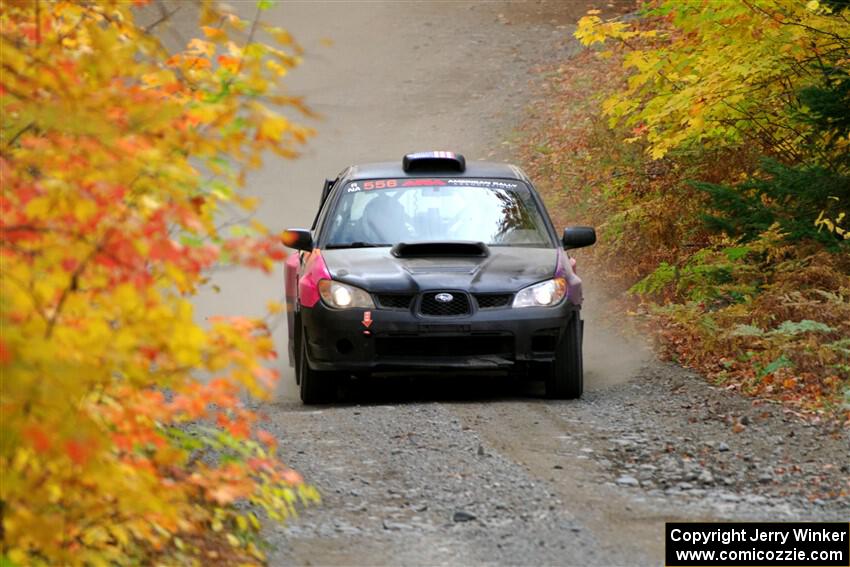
(519, 51, 850, 423)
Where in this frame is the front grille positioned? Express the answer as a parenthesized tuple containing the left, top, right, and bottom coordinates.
(376, 335, 513, 357)
(419, 292, 471, 317)
(376, 294, 414, 310)
(474, 293, 513, 309)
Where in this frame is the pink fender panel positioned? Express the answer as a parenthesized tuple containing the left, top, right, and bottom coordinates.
(556, 250, 583, 305)
(298, 250, 331, 308)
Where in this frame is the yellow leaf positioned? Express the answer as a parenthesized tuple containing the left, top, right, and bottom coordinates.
(47, 483, 62, 503)
(82, 526, 109, 546)
(267, 300, 283, 314)
(74, 199, 97, 222)
(257, 115, 289, 141)
(8, 550, 28, 564)
(236, 514, 248, 532)
(266, 60, 288, 77)
(269, 28, 293, 46)
(25, 197, 52, 219)
(187, 38, 215, 58)
(109, 525, 130, 546)
(248, 512, 261, 530)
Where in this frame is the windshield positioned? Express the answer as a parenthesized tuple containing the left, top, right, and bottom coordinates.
(323, 179, 553, 248)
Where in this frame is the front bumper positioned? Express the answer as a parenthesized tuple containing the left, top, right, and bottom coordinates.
(301, 300, 578, 372)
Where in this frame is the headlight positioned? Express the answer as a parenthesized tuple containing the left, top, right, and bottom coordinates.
(513, 278, 567, 308)
(318, 279, 375, 309)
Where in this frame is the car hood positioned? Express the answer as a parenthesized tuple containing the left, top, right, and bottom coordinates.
(321, 246, 558, 293)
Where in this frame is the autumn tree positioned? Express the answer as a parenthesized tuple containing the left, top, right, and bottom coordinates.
(1, 0, 317, 564)
(569, 0, 849, 415)
(576, 0, 850, 242)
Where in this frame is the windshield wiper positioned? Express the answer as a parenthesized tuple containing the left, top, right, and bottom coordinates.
(325, 242, 389, 249)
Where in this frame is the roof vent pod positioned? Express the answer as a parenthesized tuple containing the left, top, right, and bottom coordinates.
(391, 241, 488, 258)
(402, 151, 466, 173)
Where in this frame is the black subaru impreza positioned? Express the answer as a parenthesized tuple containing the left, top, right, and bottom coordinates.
(283, 151, 596, 404)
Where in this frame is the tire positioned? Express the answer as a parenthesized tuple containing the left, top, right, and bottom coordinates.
(545, 311, 583, 399)
(297, 329, 335, 404)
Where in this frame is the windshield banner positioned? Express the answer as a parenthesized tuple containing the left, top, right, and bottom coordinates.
(347, 178, 523, 192)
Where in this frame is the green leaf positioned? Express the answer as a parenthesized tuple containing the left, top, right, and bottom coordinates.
(722, 246, 750, 261)
(180, 234, 205, 248)
(771, 319, 834, 336)
(826, 338, 850, 355)
(758, 355, 794, 378)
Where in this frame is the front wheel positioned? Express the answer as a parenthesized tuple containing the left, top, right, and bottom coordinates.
(297, 329, 336, 404)
(545, 311, 583, 399)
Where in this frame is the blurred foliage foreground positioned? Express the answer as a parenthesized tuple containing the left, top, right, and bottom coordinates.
(1, 1, 318, 564)
(523, 0, 849, 422)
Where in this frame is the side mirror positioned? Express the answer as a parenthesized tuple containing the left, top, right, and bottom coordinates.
(562, 226, 596, 250)
(282, 229, 314, 252)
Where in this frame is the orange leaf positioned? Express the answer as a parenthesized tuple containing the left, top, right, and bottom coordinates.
(217, 55, 240, 73)
(0, 339, 12, 364)
(24, 425, 52, 452)
(183, 56, 212, 70)
(65, 439, 94, 465)
(209, 482, 248, 504)
(202, 26, 227, 42)
(256, 429, 277, 448)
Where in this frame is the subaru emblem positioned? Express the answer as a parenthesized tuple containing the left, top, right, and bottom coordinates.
(435, 293, 454, 303)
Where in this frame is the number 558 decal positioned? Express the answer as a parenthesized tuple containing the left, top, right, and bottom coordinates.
(362, 179, 398, 190)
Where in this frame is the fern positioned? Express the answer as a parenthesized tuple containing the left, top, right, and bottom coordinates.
(771, 320, 835, 336)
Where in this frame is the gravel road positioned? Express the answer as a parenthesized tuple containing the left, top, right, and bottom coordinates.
(182, 1, 849, 565)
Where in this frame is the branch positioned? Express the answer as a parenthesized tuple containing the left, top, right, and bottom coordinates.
(35, 0, 41, 45)
(230, 5, 262, 81)
(743, 0, 850, 44)
(1, 271, 51, 328)
(4, 122, 34, 148)
(44, 236, 106, 339)
(144, 1, 182, 34)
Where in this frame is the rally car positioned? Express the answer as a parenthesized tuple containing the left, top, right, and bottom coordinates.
(283, 152, 596, 404)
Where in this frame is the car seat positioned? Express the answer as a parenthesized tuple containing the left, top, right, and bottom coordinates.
(359, 195, 412, 244)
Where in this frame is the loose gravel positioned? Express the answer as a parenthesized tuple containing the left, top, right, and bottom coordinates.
(264, 360, 848, 565)
(580, 364, 850, 519)
(266, 397, 647, 565)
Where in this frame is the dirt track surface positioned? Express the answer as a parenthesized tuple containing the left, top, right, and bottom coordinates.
(182, 1, 849, 565)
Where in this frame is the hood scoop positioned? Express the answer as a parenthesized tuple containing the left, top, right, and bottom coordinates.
(406, 265, 477, 274)
(391, 241, 489, 259)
